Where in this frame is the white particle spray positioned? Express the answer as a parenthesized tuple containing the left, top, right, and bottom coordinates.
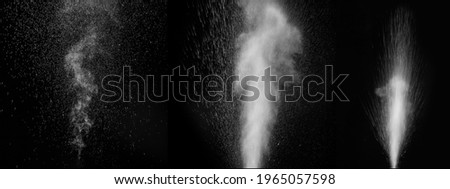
(236, 0, 301, 168)
(370, 9, 421, 168)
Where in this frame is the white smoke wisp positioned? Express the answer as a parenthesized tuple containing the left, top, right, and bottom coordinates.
(236, 0, 301, 168)
(61, 0, 117, 159)
(65, 27, 99, 158)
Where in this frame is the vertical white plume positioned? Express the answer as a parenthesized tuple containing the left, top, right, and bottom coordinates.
(236, 0, 301, 168)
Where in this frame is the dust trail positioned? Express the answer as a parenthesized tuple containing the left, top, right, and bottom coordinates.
(236, 0, 301, 168)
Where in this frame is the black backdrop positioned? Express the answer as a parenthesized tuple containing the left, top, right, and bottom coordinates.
(2, 0, 449, 168)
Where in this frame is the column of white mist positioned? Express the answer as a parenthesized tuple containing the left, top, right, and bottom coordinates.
(236, 0, 301, 168)
(377, 10, 416, 168)
(385, 39, 410, 169)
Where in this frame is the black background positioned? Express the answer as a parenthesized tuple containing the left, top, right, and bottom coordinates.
(334, 0, 449, 168)
(2, 0, 168, 168)
(167, 0, 450, 168)
(2, 0, 449, 168)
